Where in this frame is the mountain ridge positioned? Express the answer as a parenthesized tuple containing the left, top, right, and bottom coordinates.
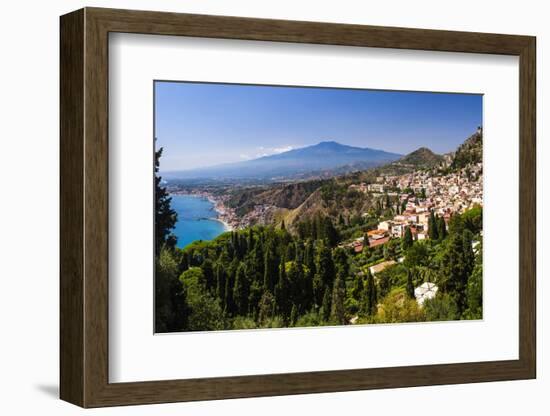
(163, 141, 402, 181)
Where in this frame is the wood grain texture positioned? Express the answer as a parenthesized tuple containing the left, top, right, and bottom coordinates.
(59, 7, 537, 408)
(59, 8, 84, 407)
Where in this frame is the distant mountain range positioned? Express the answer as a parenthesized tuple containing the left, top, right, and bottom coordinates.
(163, 141, 402, 181)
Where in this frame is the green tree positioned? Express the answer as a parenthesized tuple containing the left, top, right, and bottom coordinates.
(289, 305, 298, 326)
(263, 243, 278, 292)
(275, 255, 290, 319)
(330, 274, 347, 325)
(200, 259, 215, 293)
(437, 216, 447, 240)
(180, 267, 225, 331)
(257, 291, 275, 325)
(423, 293, 459, 321)
(402, 226, 414, 250)
(351, 273, 364, 304)
(404, 241, 429, 269)
(233, 263, 249, 315)
(365, 269, 378, 316)
(320, 287, 332, 322)
(154, 146, 177, 254)
(322, 216, 339, 247)
(462, 229, 475, 277)
(406, 269, 415, 299)
(440, 233, 468, 313)
(313, 242, 335, 306)
(464, 246, 483, 319)
(363, 233, 370, 248)
(155, 248, 187, 332)
(428, 210, 439, 240)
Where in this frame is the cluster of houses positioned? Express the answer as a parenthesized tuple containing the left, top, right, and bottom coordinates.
(238, 204, 278, 228)
(344, 161, 483, 256)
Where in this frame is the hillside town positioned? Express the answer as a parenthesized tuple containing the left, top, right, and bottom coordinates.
(344, 160, 483, 254)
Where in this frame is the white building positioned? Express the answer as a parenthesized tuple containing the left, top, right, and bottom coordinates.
(414, 282, 438, 306)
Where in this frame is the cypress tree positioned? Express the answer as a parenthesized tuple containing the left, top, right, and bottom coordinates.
(330, 274, 347, 325)
(275, 255, 290, 318)
(263, 244, 278, 292)
(428, 210, 439, 240)
(289, 304, 298, 326)
(313, 242, 335, 306)
(440, 234, 467, 313)
(406, 269, 415, 299)
(351, 273, 364, 304)
(154, 146, 177, 255)
(462, 229, 475, 276)
(233, 263, 249, 316)
(215, 263, 226, 304)
(247, 227, 255, 251)
(402, 226, 414, 251)
(178, 251, 189, 274)
(365, 269, 378, 316)
(333, 247, 349, 279)
(437, 216, 447, 240)
(322, 216, 339, 247)
(320, 287, 332, 322)
(200, 259, 215, 293)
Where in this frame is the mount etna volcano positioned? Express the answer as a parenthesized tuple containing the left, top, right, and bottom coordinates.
(163, 141, 402, 181)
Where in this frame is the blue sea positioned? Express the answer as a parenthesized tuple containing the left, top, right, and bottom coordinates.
(170, 194, 228, 249)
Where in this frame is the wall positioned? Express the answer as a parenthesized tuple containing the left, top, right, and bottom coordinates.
(0, 0, 546, 414)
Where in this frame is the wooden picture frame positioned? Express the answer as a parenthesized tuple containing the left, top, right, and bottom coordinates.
(60, 7, 536, 408)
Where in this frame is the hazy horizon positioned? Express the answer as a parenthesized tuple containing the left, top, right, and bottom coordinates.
(155, 81, 482, 172)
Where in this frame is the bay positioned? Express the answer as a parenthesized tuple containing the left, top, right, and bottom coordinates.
(170, 194, 228, 249)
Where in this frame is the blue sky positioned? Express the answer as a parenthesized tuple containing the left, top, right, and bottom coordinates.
(155, 81, 482, 171)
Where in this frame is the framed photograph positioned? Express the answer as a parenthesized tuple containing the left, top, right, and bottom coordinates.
(60, 7, 536, 408)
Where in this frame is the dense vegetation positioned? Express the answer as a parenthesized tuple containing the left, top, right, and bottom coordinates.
(155, 202, 482, 332)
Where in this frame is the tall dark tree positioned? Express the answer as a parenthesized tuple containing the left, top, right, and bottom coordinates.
(351, 273, 364, 305)
(289, 305, 298, 326)
(402, 226, 414, 251)
(313, 242, 335, 306)
(330, 273, 347, 325)
(275, 255, 290, 319)
(440, 233, 468, 313)
(322, 216, 339, 247)
(333, 247, 350, 278)
(406, 268, 415, 299)
(365, 269, 378, 316)
(154, 146, 178, 255)
(363, 233, 370, 249)
(200, 259, 215, 294)
(437, 216, 447, 240)
(233, 263, 249, 315)
(224, 262, 237, 316)
(320, 287, 332, 322)
(215, 262, 226, 303)
(155, 248, 187, 332)
(428, 210, 439, 240)
(462, 229, 475, 276)
(263, 243, 278, 292)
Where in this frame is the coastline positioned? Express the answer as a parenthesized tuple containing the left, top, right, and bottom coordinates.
(170, 192, 235, 232)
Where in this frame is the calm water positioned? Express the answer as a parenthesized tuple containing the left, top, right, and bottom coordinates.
(170, 194, 227, 249)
